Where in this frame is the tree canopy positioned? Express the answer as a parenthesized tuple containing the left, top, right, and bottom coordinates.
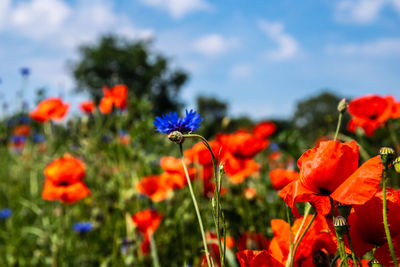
(72, 35, 188, 115)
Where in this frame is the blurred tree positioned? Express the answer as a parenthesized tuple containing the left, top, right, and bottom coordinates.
(291, 91, 350, 143)
(196, 95, 228, 138)
(71, 35, 188, 115)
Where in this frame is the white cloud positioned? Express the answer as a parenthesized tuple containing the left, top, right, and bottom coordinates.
(140, 0, 211, 19)
(259, 20, 299, 61)
(9, 0, 71, 39)
(230, 64, 252, 79)
(326, 38, 400, 56)
(1, 0, 153, 48)
(335, 0, 400, 24)
(0, 0, 11, 29)
(193, 34, 238, 56)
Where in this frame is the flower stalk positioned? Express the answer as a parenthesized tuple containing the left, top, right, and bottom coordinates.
(179, 144, 212, 267)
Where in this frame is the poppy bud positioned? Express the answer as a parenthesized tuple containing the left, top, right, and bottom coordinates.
(393, 156, 400, 174)
(368, 258, 383, 267)
(333, 216, 348, 235)
(168, 131, 184, 144)
(335, 202, 352, 219)
(337, 98, 347, 114)
(379, 147, 395, 167)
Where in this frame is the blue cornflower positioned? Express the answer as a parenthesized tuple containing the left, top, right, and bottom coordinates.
(269, 142, 280, 152)
(20, 67, 30, 76)
(32, 133, 45, 143)
(154, 109, 202, 134)
(0, 208, 11, 219)
(73, 222, 93, 234)
(18, 115, 30, 124)
(10, 135, 26, 144)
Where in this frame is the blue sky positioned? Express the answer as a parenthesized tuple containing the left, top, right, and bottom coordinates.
(0, 0, 400, 119)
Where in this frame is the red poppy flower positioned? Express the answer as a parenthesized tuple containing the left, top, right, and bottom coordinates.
(159, 156, 195, 189)
(392, 100, 400, 118)
(99, 84, 128, 114)
(223, 153, 260, 184)
(13, 125, 31, 136)
(184, 141, 222, 166)
(218, 131, 269, 159)
(269, 215, 336, 266)
(201, 233, 235, 267)
(348, 95, 394, 136)
(346, 188, 400, 266)
(236, 250, 284, 267)
(269, 169, 299, 191)
(30, 98, 69, 123)
(244, 187, 257, 200)
(132, 209, 162, 236)
(280, 140, 382, 216)
(237, 232, 270, 251)
(41, 155, 89, 204)
(253, 121, 276, 139)
(136, 175, 170, 202)
(79, 101, 95, 114)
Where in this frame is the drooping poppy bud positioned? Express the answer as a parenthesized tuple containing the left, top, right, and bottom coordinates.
(379, 147, 395, 167)
(393, 156, 400, 174)
(337, 98, 348, 114)
(333, 216, 348, 236)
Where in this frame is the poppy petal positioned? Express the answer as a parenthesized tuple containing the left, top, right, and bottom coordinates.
(331, 156, 382, 205)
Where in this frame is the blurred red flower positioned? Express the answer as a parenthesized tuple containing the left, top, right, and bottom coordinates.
(79, 101, 95, 114)
(253, 121, 276, 139)
(160, 156, 195, 189)
(99, 84, 128, 114)
(269, 215, 336, 266)
(42, 154, 90, 203)
(132, 209, 162, 236)
(237, 232, 270, 251)
(13, 125, 31, 136)
(346, 188, 400, 266)
(132, 209, 162, 256)
(136, 175, 170, 202)
(280, 140, 382, 216)
(347, 95, 394, 136)
(30, 98, 69, 123)
(236, 250, 284, 267)
(218, 131, 269, 159)
(269, 169, 299, 191)
(201, 232, 235, 266)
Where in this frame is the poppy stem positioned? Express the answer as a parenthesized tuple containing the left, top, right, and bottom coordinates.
(149, 233, 161, 267)
(285, 205, 294, 267)
(179, 144, 212, 267)
(345, 232, 360, 267)
(290, 211, 317, 267)
(330, 197, 349, 267)
(183, 134, 226, 267)
(382, 166, 399, 267)
(334, 112, 343, 141)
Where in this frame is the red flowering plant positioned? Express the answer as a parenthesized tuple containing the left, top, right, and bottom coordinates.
(99, 84, 128, 114)
(347, 95, 400, 136)
(132, 209, 162, 256)
(41, 154, 90, 204)
(30, 97, 69, 123)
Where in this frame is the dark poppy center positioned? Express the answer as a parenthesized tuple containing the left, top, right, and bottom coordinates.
(318, 188, 331, 196)
(57, 181, 70, 187)
(313, 250, 331, 267)
(368, 114, 378, 120)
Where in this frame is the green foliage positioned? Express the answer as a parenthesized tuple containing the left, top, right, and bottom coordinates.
(291, 91, 351, 143)
(72, 35, 188, 115)
(196, 95, 228, 138)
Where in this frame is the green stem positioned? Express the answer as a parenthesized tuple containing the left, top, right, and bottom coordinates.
(330, 197, 349, 267)
(149, 233, 161, 267)
(182, 134, 226, 267)
(345, 232, 359, 267)
(291, 212, 317, 267)
(285, 206, 294, 267)
(334, 112, 343, 141)
(382, 167, 399, 266)
(179, 144, 212, 267)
